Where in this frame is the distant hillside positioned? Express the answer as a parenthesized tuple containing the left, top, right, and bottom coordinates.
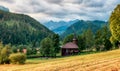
(44, 19, 79, 34)
(61, 20, 108, 38)
(0, 10, 54, 45)
(0, 5, 9, 12)
(52, 26, 68, 34)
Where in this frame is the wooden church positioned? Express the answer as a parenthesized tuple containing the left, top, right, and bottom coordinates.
(61, 35, 79, 56)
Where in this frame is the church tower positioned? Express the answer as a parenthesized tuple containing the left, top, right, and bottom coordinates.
(72, 33, 78, 44)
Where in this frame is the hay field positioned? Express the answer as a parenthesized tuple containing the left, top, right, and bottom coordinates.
(0, 49, 120, 71)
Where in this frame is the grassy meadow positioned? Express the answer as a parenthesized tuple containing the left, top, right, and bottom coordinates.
(0, 49, 120, 71)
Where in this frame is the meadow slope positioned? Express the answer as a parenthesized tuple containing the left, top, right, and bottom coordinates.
(0, 49, 120, 71)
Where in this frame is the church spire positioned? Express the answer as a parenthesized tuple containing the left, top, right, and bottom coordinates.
(72, 26, 77, 44)
(72, 33, 77, 44)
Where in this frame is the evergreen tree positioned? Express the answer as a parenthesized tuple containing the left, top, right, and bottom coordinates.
(95, 29, 103, 51)
(52, 34, 60, 56)
(83, 29, 94, 50)
(63, 34, 74, 44)
(78, 35, 86, 51)
(95, 26, 112, 51)
(104, 39, 112, 50)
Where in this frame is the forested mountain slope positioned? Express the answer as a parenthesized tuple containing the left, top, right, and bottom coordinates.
(0, 10, 54, 45)
(61, 20, 107, 38)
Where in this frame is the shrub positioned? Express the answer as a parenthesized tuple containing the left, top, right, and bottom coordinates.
(0, 42, 3, 64)
(0, 44, 12, 64)
(9, 53, 26, 64)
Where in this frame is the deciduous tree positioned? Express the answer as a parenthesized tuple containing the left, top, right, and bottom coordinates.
(109, 4, 120, 42)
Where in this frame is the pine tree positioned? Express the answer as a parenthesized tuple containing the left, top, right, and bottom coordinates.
(95, 26, 112, 51)
(83, 29, 94, 50)
(63, 34, 74, 44)
(52, 34, 60, 57)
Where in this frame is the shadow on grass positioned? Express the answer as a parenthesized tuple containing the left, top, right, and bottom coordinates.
(26, 51, 102, 64)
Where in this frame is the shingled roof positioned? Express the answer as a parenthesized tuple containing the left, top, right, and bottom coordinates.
(62, 42, 78, 49)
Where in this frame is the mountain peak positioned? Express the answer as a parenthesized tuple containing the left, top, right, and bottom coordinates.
(43, 19, 80, 34)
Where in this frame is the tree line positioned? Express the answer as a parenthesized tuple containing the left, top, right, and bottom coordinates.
(63, 26, 113, 52)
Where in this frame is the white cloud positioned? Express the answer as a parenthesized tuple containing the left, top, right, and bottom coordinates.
(0, 0, 120, 23)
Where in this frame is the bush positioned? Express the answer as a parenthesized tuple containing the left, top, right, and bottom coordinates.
(0, 44, 12, 64)
(9, 53, 26, 64)
(0, 42, 3, 64)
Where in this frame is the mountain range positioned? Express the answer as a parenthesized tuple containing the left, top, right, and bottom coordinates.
(43, 19, 79, 34)
(43, 19, 108, 37)
(61, 20, 108, 38)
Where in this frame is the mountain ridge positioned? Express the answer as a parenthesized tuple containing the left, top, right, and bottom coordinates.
(43, 19, 79, 34)
(61, 20, 108, 38)
(0, 10, 54, 45)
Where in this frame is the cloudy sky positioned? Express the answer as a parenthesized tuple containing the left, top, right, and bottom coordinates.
(0, 0, 120, 23)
